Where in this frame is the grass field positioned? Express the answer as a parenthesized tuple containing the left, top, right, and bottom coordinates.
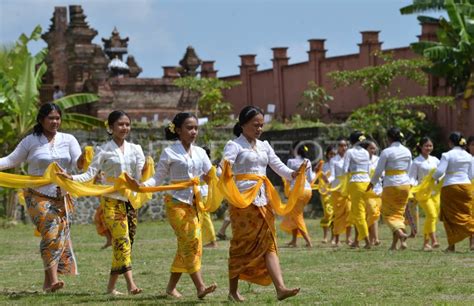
(1, 218, 474, 305)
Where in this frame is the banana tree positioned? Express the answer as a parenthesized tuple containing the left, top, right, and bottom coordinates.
(0, 25, 102, 218)
(401, 0, 474, 97)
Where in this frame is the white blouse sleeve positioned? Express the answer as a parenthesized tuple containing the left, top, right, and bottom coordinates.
(0, 137, 30, 170)
(408, 160, 418, 185)
(305, 158, 316, 182)
(134, 144, 146, 180)
(264, 141, 293, 180)
(433, 153, 448, 181)
(222, 141, 239, 166)
(143, 149, 170, 187)
(343, 151, 351, 174)
(328, 159, 336, 183)
(200, 149, 212, 175)
(68, 135, 82, 169)
(371, 150, 387, 185)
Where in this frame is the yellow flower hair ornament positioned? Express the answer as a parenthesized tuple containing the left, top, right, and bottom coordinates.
(303, 145, 309, 152)
(399, 132, 405, 138)
(168, 122, 176, 134)
(459, 138, 467, 146)
(104, 121, 112, 134)
(358, 135, 366, 142)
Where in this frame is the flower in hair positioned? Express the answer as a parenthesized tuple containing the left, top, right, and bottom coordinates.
(358, 135, 366, 142)
(104, 121, 109, 128)
(169, 122, 176, 134)
(399, 132, 405, 138)
(459, 138, 467, 146)
(303, 145, 309, 152)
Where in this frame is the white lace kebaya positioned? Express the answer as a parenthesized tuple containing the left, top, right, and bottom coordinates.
(143, 141, 212, 205)
(222, 134, 294, 207)
(0, 132, 81, 197)
(72, 140, 145, 201)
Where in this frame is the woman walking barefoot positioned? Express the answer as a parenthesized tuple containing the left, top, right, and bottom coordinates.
(409, 137, 441, 251)
(280, 142, 315, 248)
(0, 103, 81, 292)
(368, 127, 412, 251)
(433, 132, 474, 252)
(142, 113, 217, 299)
(223, 106, 300, 302)
(60, 110, 144, 295)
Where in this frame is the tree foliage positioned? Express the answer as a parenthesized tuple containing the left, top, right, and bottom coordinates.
(173, 76, 240, 124)
(402, 0, 474, 96)
(328, 52, 454, 148)
(297, 81, 333, 121)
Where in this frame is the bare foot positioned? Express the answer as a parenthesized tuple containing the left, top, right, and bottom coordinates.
(389, 244, 398, 251)
(346, 239, 353, 245)
(432, 242, 440, 249)
(107, 289, 125, 296)
(46, 281, 64, 293)
(321, 238, 328, 244)
(277, 287, 300, 301)
(332, 242, 340, 248)
(166, 289, 182, 298)
(129, 288, 142, 295)
(101, 240, 112, 250)
(228, 292, 245, 302)
(422, 244, 432, 252)
(197, 283, 217, 299)
(349, 242, 359, 249)
(286, 242, 297, 248)
(374, 240, 381, 246)
(204, 241, 218, 248)
(305, 243, 313, 248)
(444, 245, 455, 253)
(400, 239, 408, 250)
(363, 244, 371, 250)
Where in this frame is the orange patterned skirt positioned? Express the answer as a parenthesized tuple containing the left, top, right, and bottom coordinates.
(24, 189, 77, 275)
(229, 204, 277, 286)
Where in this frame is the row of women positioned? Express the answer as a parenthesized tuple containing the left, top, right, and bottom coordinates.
(0, 103, 304, 302)
(311, 129, 474, 252)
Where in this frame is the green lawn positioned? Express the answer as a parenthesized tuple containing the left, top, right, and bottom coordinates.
(1, 219, 474, 305)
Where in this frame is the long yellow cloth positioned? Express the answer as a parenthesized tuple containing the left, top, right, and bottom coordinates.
(0, 162, 223, 211)
(280, 189, 312, 237)
(381, 185, 411, 233)
(201, 211, 217, 245)
(320, 192, 334, 228)
(348, 181, 370, 241)
(440, 184, 474, 245)
(218, 160, 306, 216)
(331, 191, 351, 236)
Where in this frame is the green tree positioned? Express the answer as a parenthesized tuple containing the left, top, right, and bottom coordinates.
(173, 76, 240, 124)
(0, 25, 102, 218)
(297, 81, 334, 121)
(401, 0, 474, 97)
(329, 52, 454, 148)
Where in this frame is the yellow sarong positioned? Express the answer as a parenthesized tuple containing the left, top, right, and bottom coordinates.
(331, 191, 351, 236)
(419, 197, 439, 238)
(229, 204, 277, 286)
(319, 192, 334, 228)
(440, 184, 474, 245)
(366, 197, 381, 227)
(280, 189, 312, 237)
(165, 196, 202, 274)
(348, 181, 370, 241)
(102, 197, 137, 275)
(381, 185, 410, 232)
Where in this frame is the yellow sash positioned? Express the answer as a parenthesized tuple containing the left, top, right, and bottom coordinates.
(385, 169, 407, 176)
(218, 160, 306, 216)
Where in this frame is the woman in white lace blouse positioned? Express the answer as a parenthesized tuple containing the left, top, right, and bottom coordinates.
(223, 106, 299, 302)
(142, 112, 217, 300)
(0, 103, 81, 293)
(60, 110, 144, 296)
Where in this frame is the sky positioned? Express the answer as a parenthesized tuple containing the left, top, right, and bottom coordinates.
(0, 0, 445, 78)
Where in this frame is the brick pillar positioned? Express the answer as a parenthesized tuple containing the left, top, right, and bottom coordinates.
(272, 47, 289, 119)
(201, 61, 218, 78)
(239, 54, 258, 106)
(308, 39, 326, 86)
(358, 31, 382, 67)
(162, 66, 180, 80)
(418, 20, 440, 96)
